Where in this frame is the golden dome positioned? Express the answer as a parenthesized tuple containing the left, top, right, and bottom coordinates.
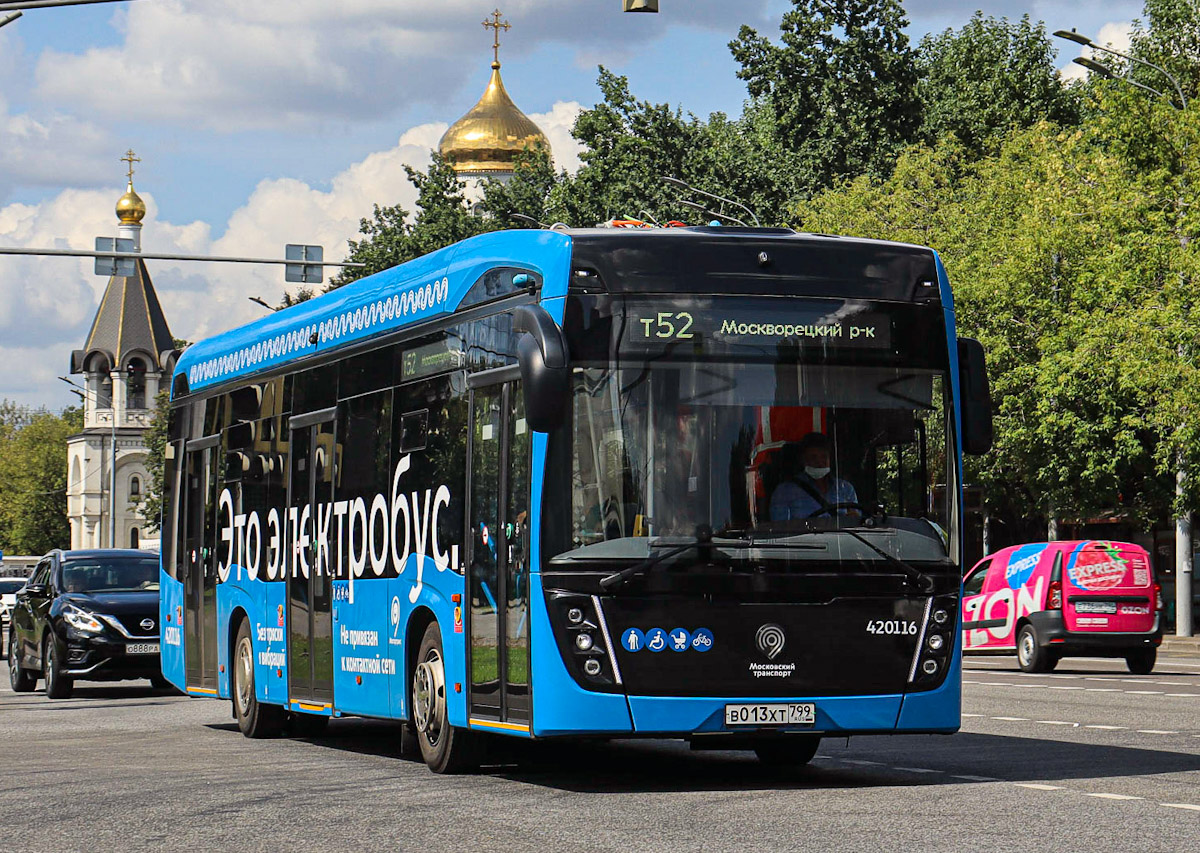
(438, 62, 550, 175)
(116, 180, 146, 224)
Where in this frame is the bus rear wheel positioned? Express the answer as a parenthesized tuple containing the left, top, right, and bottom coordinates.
(755, 736, 821, 766)
(233, 619, 285, 738)
(413, 621, 480, 774)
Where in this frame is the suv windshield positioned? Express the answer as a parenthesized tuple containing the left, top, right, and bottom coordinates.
(544, 294, 958, 572)
(61, 558, 159, 593)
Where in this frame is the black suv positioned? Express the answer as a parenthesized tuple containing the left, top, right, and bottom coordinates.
(7, 549, 165, 698)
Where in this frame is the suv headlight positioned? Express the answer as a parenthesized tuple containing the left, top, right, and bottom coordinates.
(63, 605, 104, 634)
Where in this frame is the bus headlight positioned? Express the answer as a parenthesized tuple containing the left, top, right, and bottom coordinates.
(583, 659, 602, 676)
(928, 634, 945, 651)
(576, 633, 594, 652)
(922, 659, 939, 675)
(567, 607, 584, 624)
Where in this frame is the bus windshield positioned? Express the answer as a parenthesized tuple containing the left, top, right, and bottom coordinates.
(546, 295, 957, 569)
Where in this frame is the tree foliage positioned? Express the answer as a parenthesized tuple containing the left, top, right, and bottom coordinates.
(0, 403, 82, 555)
(730, 0, 920, 195)
(916, 13, 1080, 154)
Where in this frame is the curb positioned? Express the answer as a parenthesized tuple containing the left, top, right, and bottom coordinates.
(1160, 636, 1200, 656)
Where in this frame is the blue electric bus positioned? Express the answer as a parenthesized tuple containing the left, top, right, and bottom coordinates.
(160, 226, 992, 772)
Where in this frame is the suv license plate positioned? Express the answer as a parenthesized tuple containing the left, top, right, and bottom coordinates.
(126, 642, 159, 655)
(725, 703, 815, 727)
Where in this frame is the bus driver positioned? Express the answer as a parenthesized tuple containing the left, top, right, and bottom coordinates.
(769, 432, 859, 521)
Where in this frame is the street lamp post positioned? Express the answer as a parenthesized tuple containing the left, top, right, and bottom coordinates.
(1055, 28, 1194, 637)
(59, 374, 117, 549)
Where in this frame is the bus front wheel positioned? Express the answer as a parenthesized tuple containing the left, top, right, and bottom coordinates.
(233, 619, 285, 738)
(413, 621, 480, 774)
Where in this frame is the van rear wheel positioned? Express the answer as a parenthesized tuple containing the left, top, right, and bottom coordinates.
(1126, 648, 1156, 675)
(1016, 624, 1054, 673)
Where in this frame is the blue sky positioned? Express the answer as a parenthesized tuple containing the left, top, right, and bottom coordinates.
(0, 0, 1144, 410)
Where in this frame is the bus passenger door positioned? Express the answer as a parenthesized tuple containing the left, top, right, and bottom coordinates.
(183, 436, 220, 691)
(467, 378, 532, 727)
(287, 408, 337, 706)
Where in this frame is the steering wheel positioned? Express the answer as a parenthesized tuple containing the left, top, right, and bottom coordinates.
(805, 501, 870, 519)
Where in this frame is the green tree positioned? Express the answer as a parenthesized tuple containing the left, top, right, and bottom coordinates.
(729, 0, 920, 195)
(795, 107, 1200, 535)
(140, 388, 171, 533)
(549, 68, 706, 227)
(0, 403, 82, 554)
(916, 13, 1080, 154)
(329, 153, 485, 290)
(1129, 0, 1200, 105)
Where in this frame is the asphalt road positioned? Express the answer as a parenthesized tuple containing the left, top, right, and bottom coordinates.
(2, 655, 1198, 852)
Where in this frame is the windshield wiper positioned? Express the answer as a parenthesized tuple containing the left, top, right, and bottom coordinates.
(598, 525, 824, 591)
(793, 527, 936, 592)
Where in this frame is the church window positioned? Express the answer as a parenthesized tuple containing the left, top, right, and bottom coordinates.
(127, 358, 147, 409)
(130, 476, 141, 499)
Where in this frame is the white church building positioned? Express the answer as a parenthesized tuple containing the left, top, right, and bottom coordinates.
(66, 160, 177, 550)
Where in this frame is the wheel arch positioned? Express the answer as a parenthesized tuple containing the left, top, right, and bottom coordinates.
(405, 606, 437, 719)
(228, 606, 250, 673)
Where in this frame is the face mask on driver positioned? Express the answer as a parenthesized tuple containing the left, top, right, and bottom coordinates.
(804, 465, 831, 480)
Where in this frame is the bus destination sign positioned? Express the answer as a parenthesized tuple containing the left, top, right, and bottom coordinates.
(626, 307, 892, 349)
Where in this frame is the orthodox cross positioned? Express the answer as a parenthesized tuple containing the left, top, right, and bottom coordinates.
(482, 8, 511, 65)
(121, 149, 140, 182)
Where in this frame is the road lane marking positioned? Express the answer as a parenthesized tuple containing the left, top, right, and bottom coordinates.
(1136, 730, 1179, 735)
(1046, 686, 1084, 690)
(1015, 783, 1062, 790)
(893, 766, 941, 774)
(1126, 690, 1163, 695)
(842, 759, 883, 766)
(1037, 721, 1079, 726)
(991, 716, 1028, 721)
(1085, 688, 1121, 692)
(1084, 725, 1126, 730)
(951, 774, 1001, 782)
(1086, 793, 1143, 801)
(1163, 803, 1200, 811)
(961, 713, 984, 717)
(1164, 693, 1200, 697)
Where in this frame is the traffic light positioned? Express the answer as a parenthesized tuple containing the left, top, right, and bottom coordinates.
(623, 0, 659, 11)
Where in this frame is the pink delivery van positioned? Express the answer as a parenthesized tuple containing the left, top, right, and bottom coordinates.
(961, 540, 1162, 674)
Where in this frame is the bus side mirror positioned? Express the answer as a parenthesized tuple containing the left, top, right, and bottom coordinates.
(957, 337, 993, 455)
(513, 305, 570, 432)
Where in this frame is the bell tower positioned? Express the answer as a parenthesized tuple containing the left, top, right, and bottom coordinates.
(65, 152, 178, 550)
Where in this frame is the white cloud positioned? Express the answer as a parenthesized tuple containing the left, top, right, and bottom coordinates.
(0, 101, 584, 408)
(1058, 20, 1134, 83)
(34, 0, 769, 132)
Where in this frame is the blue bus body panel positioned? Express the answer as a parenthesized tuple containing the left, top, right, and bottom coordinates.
(896, 641, 962, 732)
(159, 571, 185, 689)
(175, 230, 574, 396)
(627, 694, 903, 734)
(528, 572, 635, 736)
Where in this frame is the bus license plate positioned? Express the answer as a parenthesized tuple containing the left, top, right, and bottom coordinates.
(126, 642, 159, 655)
(725, 703, 815, 727)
